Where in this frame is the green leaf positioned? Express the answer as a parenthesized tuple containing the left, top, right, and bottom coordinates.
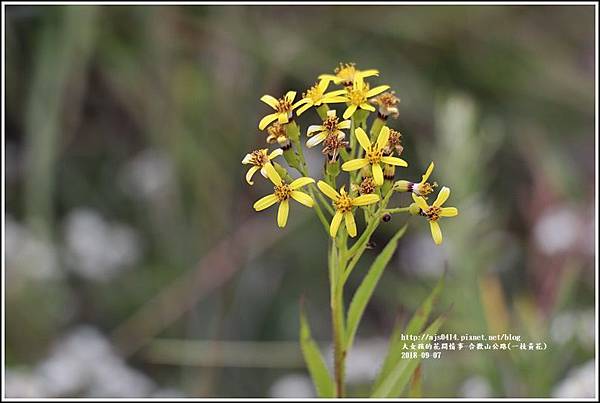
(373, 272, 446, 391)
(345, 224, 408, 351)
(371, 313, 447, 398)
(299, 303, 335, 398)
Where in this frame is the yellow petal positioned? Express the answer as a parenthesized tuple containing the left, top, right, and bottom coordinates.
(259, 113, 279, 130)
(277, 199, 289, 227)
(343, 104, 358, 119)
(253, 194, 278, 211)
(290, 177, 315, 190)
(352, 194, 380, 206)
(241, 153, 253, 164)
(277, 113, 289, 124)
(433, 186, 450, 207)
(245, 165, 260, 185)
(285, 91, 297, 103)
(376, 126, 390, 151)
(260, 95, 279, 109)
(306, 132, 328, 148)
(354, 128, 372, 152)
(322, 96, 347, 104)
(317, 180, 340, 201)
(422, 161, 435, 183)
(359, 103, 376, 112)
(380, 156, 408, 167)
(307, 125, 324, 137)
(296, 101, 312, 116)
(440, 207, 458, 217)
(317, 78, 330, 93)
(291, 190, 313, 207)
(330, 210, 343, 238)
(344, 212, 357, 237)
(318, 73, 340, 82)
(268, 148, 283, 159)
(338, 120, 351, 130)
(267, 166, 282, 186)
(412, 193, 429, 211)
(325, 89, 346, 97)
(372, 163, 384, 186)
(366, 85, 390, 97)
(429, 221, 443, 245)
(341, 158, 369, 172)
(357, 69, 379, 78)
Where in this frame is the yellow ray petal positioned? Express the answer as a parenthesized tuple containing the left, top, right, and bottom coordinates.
(277, 199, 289, 227)
(245, 165, 260, 185)
(376, 126, 390, 151)
(285, 91, 297, 103)
(429, 221, 443, 245)
(307, 125, 324, 137)
(296, 101, 312, 116)
(381, 156, 408, 167)
(277, 113, 289, 124)
(241, 153, 253, 164)
(343, 104, 358, 119)
(352, 194, 380, 206)
(317, 180, 340, 200)
(266, 166, 282, 186)
(433, 186, 450, 207)
(268, 148, 283, 159)
(440, 207, 458, 217)
(260, 95, 279, 109)
(421, 161, 435, 183)
(354, 127, 372, 152)
(365, 85, 390, 97)
(330, 210, 343, 238)
(290, 177, 315, 190)
(325, 89, 346, 97)
(338, 120, 351, 129)
(341, 158, 369, 172)
(357, 69, 379, 78)
(359, 103, 376, 112)
(259, 113, 279, 130)
(291, 190, 313, 207)
(372, 163, 384, 185)
(322, 96, 347, 104)
(317, 78, 330, 93)
(412, 193, 429, 211)
(344, 212, 357, 237)
(318, 73, 339, 82)
(253, 194, 278, 211)
(306, 132, 328, 148)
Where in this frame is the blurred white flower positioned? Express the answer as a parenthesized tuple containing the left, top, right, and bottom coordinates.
(269, 373, 315, 398)
(35, 326, 155, 397)
(459, 375, 492, 398)
(5, 368, 48, 398)
(63, 209, 141, 282)
(119, 149, 175, 201)
(402, 234, 447, 278)
(6, 215, 60, 282)
(324, 337, 388, 384)
(533, 207, 579, 255)
(552, 360, 595, 398)
(550, 309, 595, 349)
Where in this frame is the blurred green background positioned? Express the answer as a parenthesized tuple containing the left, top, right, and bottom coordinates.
(4, 4, 596, 398)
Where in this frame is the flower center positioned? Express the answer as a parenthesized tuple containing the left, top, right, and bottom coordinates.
(250, 150, 268, 166)
(322, 115, 340, 133)
(358, 177, 376, 195)
(366, 149, 383, 164)
(414, 182, 437, 197)
(322, 133, 349, 161)
(274, 184, 292, 201)
(266, 123, 289, 147)
(346, 86, 368, 106)
(424, 205, 442, 222)
(303, 84, 323, 102)
(276, 98, 293, 115)
(334, 194, 353, 213)
(335, 63, 357, 84)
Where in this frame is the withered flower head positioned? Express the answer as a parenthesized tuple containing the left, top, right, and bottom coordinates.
(370, 91, 400, 119)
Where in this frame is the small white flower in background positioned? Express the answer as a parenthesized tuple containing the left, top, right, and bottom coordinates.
(5, 215, 60, 282)
(550, 310, 595, 349)
(402, 234, 447, 278)
(533, 206, 579, 255)
(5, 369, 48, 398)
(324, 338, 388, 384)
(459, 375, 492, 398)
(63, 209, 141, 282)
(269, 373, 315, 398)
(119, 149, 175, 201)
(552, 360, 595, 398)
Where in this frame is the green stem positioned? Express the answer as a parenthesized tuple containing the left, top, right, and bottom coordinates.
(384, 206, 411, 215)
(330, 239, 347, 397)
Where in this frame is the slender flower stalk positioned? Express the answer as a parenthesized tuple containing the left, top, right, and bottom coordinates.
(341, 126, 408, 185)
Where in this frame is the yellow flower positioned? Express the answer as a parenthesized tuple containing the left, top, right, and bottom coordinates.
(265, 122, 291, 150)
(319, 62, 379, 86)
(317, 181, 380, 238)
(394, 161, 437, 197)
(306, 109, 351, 148)
(295, 78, 347, 116)
(242, 148, 282, 185)
(341, 126, 408, 186)
(259, 91, 300, 130)
(341, 75, 390, 119)
(253, 169, 314, 228)
(411, 186, 458, 245)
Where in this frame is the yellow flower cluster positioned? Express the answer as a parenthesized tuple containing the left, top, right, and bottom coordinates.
(242, 63, 458, 244)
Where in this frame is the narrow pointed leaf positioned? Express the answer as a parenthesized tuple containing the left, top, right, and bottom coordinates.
(299, 304, 335, 397)
(345, 224, 408, 351)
